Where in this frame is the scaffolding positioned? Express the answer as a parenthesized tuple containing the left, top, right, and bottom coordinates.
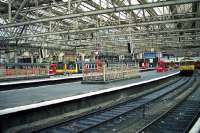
(82, 62, 140, 84)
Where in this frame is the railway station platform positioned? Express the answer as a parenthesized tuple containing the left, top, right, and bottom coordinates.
(139, 67, 155, 72)
(0, 74, 49, 83)
(190, 117, 200, 133)
(0, 74, 82, 86)
(0, 70, 179, 115)
(0, 68, 154, 86)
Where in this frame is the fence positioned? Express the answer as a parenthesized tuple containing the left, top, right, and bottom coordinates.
(82, 63, 140, 83)
(0, 63, 49, 79)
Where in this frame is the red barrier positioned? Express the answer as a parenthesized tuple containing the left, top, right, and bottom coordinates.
(5, 69, 12, 76)
(2, 64, 48, 78)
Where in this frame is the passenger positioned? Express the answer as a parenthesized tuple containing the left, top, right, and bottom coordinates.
(104, 59, 108, 67)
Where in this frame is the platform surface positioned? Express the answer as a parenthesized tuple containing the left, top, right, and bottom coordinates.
(0, 74, 82, 86)
(0, 68, 154, 86)
(0, 70, 179, 114)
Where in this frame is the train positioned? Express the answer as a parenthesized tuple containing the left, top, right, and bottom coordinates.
(179, 58, 195, 76)
(194, 60, 200, 69)
(156, 60, 168, 72)
(48, 61, 97, 75)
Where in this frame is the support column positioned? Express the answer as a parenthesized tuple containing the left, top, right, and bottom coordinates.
(8, 0, 12, 23)
(68, 0, 71, 14)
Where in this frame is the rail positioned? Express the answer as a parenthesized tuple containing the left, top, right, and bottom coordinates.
(137, 77, 200, 133)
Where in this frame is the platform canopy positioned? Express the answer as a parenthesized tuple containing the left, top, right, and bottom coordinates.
(0, 0, 199, 53)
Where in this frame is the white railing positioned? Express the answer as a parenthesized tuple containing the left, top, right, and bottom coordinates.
(83, 63, 139, 83)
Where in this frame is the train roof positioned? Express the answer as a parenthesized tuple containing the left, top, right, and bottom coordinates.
(180, 58, 194, 62)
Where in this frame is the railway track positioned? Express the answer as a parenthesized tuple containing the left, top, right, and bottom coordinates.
(137, 77, 200, 133)
(38, 77, 194, 133)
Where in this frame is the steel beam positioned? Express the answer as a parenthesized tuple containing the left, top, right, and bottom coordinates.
(8, 0, 12, 22)
(3, 17, 200, 39)
(12, 0, 29, 21)
(100, 34, 200, 39)
(0, 0, 199, 28)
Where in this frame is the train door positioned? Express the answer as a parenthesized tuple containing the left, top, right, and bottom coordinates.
(78, 63, 83, 73)
(64, 63, 67, 73)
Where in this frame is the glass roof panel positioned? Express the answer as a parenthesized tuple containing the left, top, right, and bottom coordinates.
(146, 0, 166, 2)
(123, 0, 129, 6)
(93, 0, 113, 8)
(144, 10, 150, 16)
(26, 14, 37, 19)
(80, 5, 91, 11)
(52, 6, 65, 13)
(133, 10, 143, 17)
(114, 12, 127, 20)
(0, 18, 6, 24)
(82, 16, 96, 24)
(63, 19, 74, 23)
(0, 0, 7, 3)
(62, 0, 68, 2)
(153, 7, 169, 15)
(36, 10, 55, 16)
(99, 14, 110, 21)
(153, 7, 162, 15)
(177, 4, 192, 13)
(81, 2, 96, 10)
(124, 0, 140, 5)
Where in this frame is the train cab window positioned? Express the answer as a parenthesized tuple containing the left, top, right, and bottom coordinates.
(50, 64, 56, 69)
(181, 61, 193, 65)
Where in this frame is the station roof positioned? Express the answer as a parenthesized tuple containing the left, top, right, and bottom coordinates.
(0, 0, 199, 53)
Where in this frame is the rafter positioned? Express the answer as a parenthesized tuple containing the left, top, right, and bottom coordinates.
(2, 17, 200, 39)
(1, 0, 198, 28)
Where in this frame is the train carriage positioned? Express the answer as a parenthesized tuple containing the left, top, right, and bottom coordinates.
(156, 60, 168, 72)
(179, 58, 195, 76)
(48, 61, 96, 75)
(195, 60, 200, 69)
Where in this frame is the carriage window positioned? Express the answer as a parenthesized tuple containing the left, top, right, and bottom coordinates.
(67, 63, 76, 69)
(86, 64, 89, 69)
(57, 64, 64, 69)
(77, 64, 82, 70)
(93, 64, 95, 68)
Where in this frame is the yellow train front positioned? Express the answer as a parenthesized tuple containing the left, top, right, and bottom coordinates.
(56, 62, 81, 75)
(179, 58, 195, 76)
